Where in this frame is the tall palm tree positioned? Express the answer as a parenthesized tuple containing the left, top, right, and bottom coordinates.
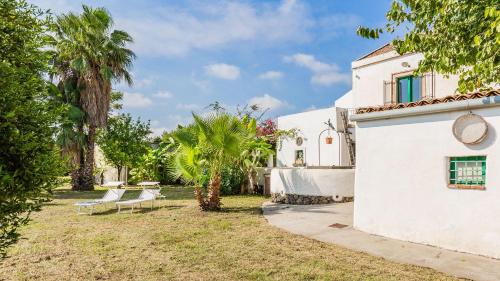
(172, 113, 248, 210)
(54, 5, 135, 190)
(47, 77, 86, 189)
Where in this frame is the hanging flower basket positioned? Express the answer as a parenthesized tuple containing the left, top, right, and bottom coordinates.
(325, 136, 333, 144)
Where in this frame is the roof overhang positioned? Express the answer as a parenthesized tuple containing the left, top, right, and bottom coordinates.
(351, 96, 500, 122)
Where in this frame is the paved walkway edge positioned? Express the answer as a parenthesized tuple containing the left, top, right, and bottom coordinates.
(262, 201, 500, 281)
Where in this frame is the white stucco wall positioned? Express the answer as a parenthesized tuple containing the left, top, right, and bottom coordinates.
(277, 107, 351, 167)
(353, 104, 500, 258)
(271, 168, 354, 201)
(334, 90, 353, 109)
(352, 52, 460, 108)
(94, 146, 125, 184)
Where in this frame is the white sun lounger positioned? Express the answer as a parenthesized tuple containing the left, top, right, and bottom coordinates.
(101, 181, 125, 188)
(74, 189, 126, 215)
(137, 181, 160, 187)
(116, 189, 157, 213)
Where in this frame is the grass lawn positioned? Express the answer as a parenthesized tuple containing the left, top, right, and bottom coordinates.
(0, 186, 461, 281)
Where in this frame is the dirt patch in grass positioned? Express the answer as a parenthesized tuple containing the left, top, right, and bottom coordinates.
(0, 186, 462, 281)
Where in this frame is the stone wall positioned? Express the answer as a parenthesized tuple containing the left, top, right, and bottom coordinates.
(271, 192, 353, 205)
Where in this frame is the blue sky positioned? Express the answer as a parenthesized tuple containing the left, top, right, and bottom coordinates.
(32, 0, 395, 135)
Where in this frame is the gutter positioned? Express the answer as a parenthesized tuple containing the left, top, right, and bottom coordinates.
(350, 96, 500, 122)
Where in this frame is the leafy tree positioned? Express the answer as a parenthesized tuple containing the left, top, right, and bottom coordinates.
(257, 118, 299, 151)
(97, 114, 151, 184)
(238, 117, 273, 194)
(130, 140, 177, 185)
(53, 5, 135, 190)
(357, 0, 499, 92)
(171, 113, 248, 211)
(239, 137, 273, 194)
(0, 0, 63, 257)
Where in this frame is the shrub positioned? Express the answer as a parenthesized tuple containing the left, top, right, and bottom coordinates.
(0, 0, 63, 257)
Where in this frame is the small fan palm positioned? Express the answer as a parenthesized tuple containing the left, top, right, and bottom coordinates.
(171, 113, 248, 211)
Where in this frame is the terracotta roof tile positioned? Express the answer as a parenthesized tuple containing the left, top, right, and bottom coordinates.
(357, 44, 396, 61)
(355, 90, 500, 114)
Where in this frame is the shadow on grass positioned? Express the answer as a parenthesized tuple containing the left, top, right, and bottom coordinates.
(53, 185, 195, 201)
(220, 206, 263, 215)
(75, 205, 185, 216)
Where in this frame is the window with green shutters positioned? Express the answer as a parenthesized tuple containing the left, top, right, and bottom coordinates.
(449, 156, 486, 189)
(397, 75, 422, 103)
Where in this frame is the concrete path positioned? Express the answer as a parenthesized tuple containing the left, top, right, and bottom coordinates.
(262, 202, 500, 281)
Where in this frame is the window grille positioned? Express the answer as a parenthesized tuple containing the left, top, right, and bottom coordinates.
(449, 156, 486, 189)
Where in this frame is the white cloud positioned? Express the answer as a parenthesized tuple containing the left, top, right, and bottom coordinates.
(154, 91, 173, 99)
(258, 71, 284, 80)
(248, 94, 290, 111)
(166, 114, 193, 130)
(122, 92, 153, 108)
(150, 127, 166, 137)
(149, 120, 166, 137)
(284, 53, 350, 86)
(284, 53, 335, 73)
(176, 103, 202, 110)
(134, 78, 153, 88)
(311, 72, 351, 86)
(205, 63, 240, 80)
(117, 0, 312, 57)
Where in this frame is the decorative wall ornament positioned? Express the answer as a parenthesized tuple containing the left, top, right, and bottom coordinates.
(295, 137, 303, 146)
(452, 113, 488, 144)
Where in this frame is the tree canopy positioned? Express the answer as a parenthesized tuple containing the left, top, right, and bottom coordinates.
(97, 114, 151, 183)
(357, 0, 500, 92)
(0, 0, 63, 257)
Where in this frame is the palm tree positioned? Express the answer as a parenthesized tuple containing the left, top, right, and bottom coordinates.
(172, 113, 248, 211)
(48, 78, 86, 189)
(54, 5, 135, 190)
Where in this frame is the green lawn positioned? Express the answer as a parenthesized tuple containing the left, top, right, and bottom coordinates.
(0, 186, 461, 281)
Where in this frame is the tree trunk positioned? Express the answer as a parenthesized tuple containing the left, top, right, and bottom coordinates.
(71, 125, 86, 191)
(80, 125, 96, 190)
(206, 174, 221, 211)
(117, 165, 122, 182)
(194, 186, 207, 210)
(70, 169, 81, 191)
(240, 177, 248, 194)
(247, 169, 255, 194)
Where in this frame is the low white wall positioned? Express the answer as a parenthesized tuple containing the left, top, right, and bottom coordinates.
(271, 168, 354, 201)
(353, 105, 500, 259)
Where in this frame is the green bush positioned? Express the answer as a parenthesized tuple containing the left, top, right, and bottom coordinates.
(0, 0, 63, 257)
(220, 166, 244, 195)
(130, 144, 178, 185)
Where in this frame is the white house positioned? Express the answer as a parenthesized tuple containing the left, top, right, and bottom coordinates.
(270, 94, 356, 204)
(350, 44, 500, 259)
(276, 105, 352, 168)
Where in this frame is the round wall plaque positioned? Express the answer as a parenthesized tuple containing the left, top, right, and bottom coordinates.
(452, 113, 488, 144)
(295, 137, 303, 146)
